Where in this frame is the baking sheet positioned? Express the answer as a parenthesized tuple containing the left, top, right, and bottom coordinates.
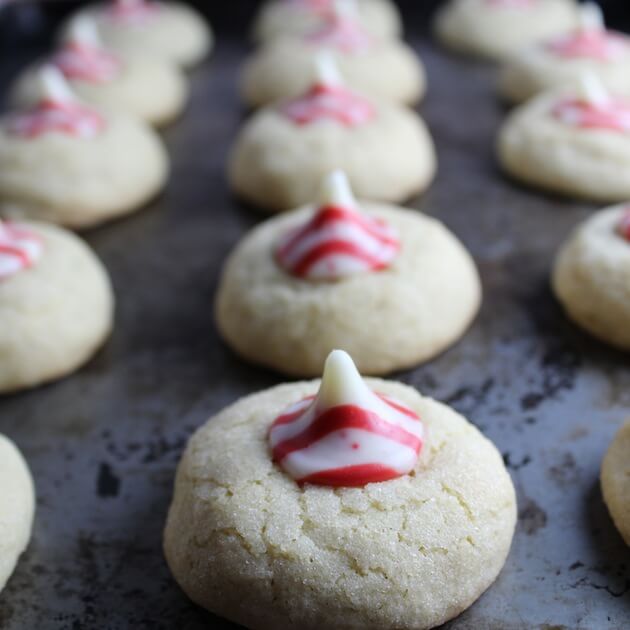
(0, 30, 629, 630)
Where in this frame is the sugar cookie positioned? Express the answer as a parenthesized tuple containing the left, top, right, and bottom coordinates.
(217, 172, 480, 376)
(0, 435, 35, 593)
(500, 3, 630, 103)
(0, 220, 113, 393)
(434, 0, 579, 61)
(553, 204, 630, 350)
(164, 350, 517, 630)
(601, 421, 630, 545)
(0, 67, 168, 229)
(11, 16, 187, 127)
(253, 0, 402, 43)
(498, 75, 630, 202)
(63, 0, 212, 68)
(231, 55, 435, 212)
(242, 1, 424, 107)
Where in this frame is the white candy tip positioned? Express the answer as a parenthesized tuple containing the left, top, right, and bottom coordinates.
(319, 170, 357, 209)
(579, 2, 605, 32)
(317, 350, 367, 411)
(578, 71, 609, 105)
(314, 51, 343, 87)
(67, 15, 102, 47)
(38, 66, 76, 103)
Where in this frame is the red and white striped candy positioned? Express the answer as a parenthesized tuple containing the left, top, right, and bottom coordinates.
(275, 171, 399, 281)
(269, 350, 424, 487)
(306, 1, 372, 53)
(286, 0, 333, 12)
(0, 222, 43, 280)
(553, 97, 630, 132)
(616, 207, 630, 241)
(547, 30, 629, 61)
(53, 42, 121, 84)
(108, 0, 159, 25)
(283, 82, 374, 126)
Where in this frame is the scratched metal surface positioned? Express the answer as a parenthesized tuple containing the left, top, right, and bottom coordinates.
(1, 18, 630, 630)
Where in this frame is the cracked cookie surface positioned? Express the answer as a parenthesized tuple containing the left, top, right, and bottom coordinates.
(164, 379, 516, 629)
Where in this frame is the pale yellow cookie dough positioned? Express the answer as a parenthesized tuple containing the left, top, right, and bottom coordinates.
(0, 109, 168, 229)
(497, 88, 630, 202)
(601, 421, 630, 545)
(0, 222, 113, 393)
(241, 36, 425, 108)
(63, 1, 212, 68)
(10, 53, 188, 127)
(215, 204, 481, 376)
(253, 0, 402, 43)
(164, 379, 517, 630)
(229, 101, 436, 213)
(499, 36, 630, 104)
(434, 0, 579, 61)
(552, 205, 630, 350)
(0, 434, 35, 593)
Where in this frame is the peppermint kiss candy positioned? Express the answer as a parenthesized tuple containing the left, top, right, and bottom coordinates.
(307, 0, 372, 53)
(276, 171, 399, 280)
(282, 52, 374, 126)
(553, 74, 630, 132)
(7, 67, 105, 139)
(53, 17, 121, 83)
(0, 222, 43, 280)
(269, 350, 424, 487)
(108, 0, 159, 25)
(547, 2, 629, 61)
(616, 207, 630, 241)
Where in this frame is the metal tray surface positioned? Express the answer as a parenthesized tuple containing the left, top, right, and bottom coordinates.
(0, 33, 629, 630)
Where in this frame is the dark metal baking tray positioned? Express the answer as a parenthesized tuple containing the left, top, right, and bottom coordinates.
(0, 17, 629, 630)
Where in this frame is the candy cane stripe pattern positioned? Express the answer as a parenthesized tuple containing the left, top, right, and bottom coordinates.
(282, 52, 374, 126)
(0, 222, 43, 280)
(307, 0, 372, 53)
(108, 0, 160, 25)
(269, 350, 424, 487)
(552, 74, 630, 132)
(8, 67, 105, 139)
(275, 171, 399, 281)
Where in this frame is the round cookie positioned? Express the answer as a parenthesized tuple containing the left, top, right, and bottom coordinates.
(433, 0, 579, 61)
(216, 173, 480, 377)
(552, 204, 630, 350)
(164, 357, 517, 629)
(231, 59, 435, 212)
(63, 0, 212, 69)
(253, 0, 402, 43)
(497, 79, 630, 202)
(11, 17, 188, 127)
(601, 421, 630, 545)
(0, 67, 168, 229)
(0, 220, 114, 393)
(499, 4, 630, 104)
(242, 5, 424, 107)
(0, 435, 35, 593)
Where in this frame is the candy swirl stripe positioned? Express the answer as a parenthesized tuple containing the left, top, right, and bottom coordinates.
(0, 223, 43, 280)
(270, 394, 424, 486)
(8, 100, 105, 139)
(307, 16, 372, 53)
(553, 98, 630, 132)
(276, 205, 399, 280)
(547, 31, 629, 61)
(283, 84, 375, 127)
(108, 0, 159, 24)
(53, 43, 121, 84)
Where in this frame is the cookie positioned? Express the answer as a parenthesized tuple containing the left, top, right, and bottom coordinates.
(231, 55, 435, 212)
(601, 421, 630, 545)
(0, 435, 35, 593)
(253, 0, 402, 43)
(500, 3, 630, 104)
(0, 67, 168, 229)
(164, 350, 517, 630)
(11, 16, 188, 127)
(434, 0, 579, 61)
(242, 2, 424, 107)
(63, 0, 212, 69)
(0, 220, 113, 394)
(498, 75, 630, 202)
(552, 204, 630, 350)
(217, 171, 480, 376)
